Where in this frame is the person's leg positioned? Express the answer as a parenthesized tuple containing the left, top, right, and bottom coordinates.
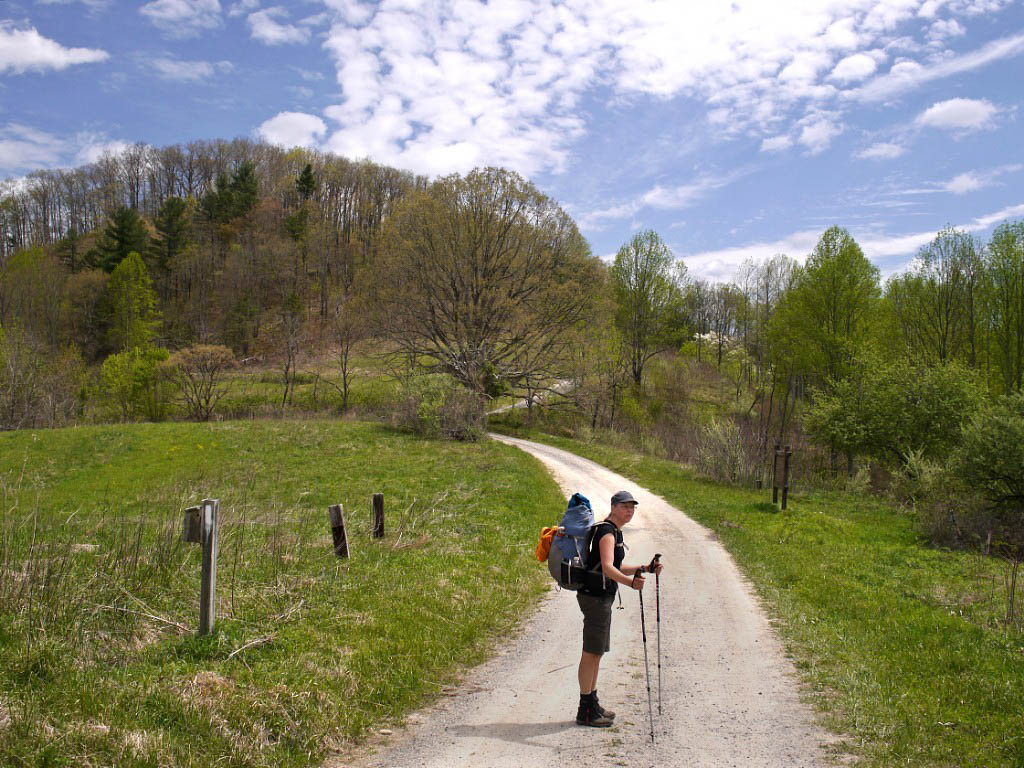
(578, 650, 602, 694)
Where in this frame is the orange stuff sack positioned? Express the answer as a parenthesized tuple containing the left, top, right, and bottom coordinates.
(535, 526, 559, 562)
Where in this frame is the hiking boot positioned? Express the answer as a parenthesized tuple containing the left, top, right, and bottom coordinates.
(576, 701, 614, 728)
(592, 690, 615, 720)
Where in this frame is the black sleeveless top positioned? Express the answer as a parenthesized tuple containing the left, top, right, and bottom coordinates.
(583, 520, 624, 597)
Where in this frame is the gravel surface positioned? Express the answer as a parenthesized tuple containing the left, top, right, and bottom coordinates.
(335, 435, 833, 768)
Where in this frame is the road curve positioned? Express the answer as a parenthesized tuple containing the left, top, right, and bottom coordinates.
(341, 434, 832, 768)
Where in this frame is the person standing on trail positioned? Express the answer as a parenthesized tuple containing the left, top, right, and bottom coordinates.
(576, 490, 664, 727)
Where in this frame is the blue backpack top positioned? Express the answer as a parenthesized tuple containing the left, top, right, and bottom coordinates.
(554, 492, 594, 561)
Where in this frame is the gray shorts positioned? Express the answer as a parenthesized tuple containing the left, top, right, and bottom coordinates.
(577, 592, 614, 654)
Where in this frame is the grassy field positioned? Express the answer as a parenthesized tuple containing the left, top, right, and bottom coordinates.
(0, 421, 563, 767)
(491, 424, 1024, 767)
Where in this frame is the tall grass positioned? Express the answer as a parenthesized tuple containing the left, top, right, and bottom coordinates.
(0, 421, 562, 767)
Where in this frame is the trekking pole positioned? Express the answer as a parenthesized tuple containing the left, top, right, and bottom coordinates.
(649, 553, 662, 716)
(638, 583, 655, 744)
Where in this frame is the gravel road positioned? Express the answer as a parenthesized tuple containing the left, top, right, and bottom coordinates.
(339, 435, 832, 768)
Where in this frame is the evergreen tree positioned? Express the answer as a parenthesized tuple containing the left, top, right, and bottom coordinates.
(147, 196, 192, 275)
(89, 207, 149, 273)
(296, 163, 316, 201)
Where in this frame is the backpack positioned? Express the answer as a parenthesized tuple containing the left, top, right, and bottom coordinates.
(544, 493, 605, 591)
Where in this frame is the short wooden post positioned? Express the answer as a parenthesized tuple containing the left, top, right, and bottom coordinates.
(199, 498, 220, 636)
(328, 504, 349, 557)
(781, 446, 792, 510)
(183, 506, 201, 543)
(372, 493, 385, 539)
(771, 443, 781, 504)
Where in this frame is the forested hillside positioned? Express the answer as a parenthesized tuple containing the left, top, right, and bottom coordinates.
(2, 139, 1023, 581)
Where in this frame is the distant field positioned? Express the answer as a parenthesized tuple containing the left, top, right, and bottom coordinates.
(493, 426, 1024, 767)
(0, 421, 563, 768)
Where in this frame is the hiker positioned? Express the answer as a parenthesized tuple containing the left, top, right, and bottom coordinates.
(576, 490, 664, 727)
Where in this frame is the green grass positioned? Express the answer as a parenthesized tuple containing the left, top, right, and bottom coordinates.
(492, 425, 1024, 767)
(0, 421, 563, 767)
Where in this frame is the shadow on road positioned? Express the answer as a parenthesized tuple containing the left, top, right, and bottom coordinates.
(447, 720, 577, 746)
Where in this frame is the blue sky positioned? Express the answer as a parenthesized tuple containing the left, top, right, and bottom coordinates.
(1, 0, 1023, 282)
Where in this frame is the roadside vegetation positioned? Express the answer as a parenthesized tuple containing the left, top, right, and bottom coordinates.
(0, 421, 562, 767)
(491, 427, 1024, 767)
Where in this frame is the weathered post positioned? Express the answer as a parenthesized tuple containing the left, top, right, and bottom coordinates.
(199, 498, 220, 636)
(183, 506, 201, 544)
(372, 493, 385, 539)
(781, 446, 792, 510)
(328, 503, 349, 557)
(770, 444, 778, 505)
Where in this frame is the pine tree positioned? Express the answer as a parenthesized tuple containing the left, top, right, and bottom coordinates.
(89, 207, 149, 273)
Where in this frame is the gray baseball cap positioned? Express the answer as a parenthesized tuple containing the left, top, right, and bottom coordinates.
(610, 490, 638, 506)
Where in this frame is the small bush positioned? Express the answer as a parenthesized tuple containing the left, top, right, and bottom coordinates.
(395, 374, 484, 441)
(98, 346, 172, 422)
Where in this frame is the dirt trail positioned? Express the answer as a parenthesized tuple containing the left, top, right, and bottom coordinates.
(340, 435, 832, 768)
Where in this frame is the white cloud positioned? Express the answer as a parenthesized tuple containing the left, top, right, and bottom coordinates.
(927, 18, 966, 43)
(944, 164, 1022, 193)
(0, 123, 66, 171)
(916, 97, 998, 131)
(227, 0, 259, 17)
(642, 174, 742, 209)
(150, 57, 233, 82)
(257, 111, 328, 148)
(73, 138, 131, 165)
(857, 141, 905, 159)
(853, 31, 1024, 101)
(829, 52, 879, 82)
(798, 114, 844, 154)
(0, 22, 109, 74)
(761, 135, 793, 152)
(139, 0, 222, 39)
(248, 7, 310, 45)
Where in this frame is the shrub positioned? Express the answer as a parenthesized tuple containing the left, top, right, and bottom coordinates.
(99, 346, 172, 422)
(165, 345, 236, 421)
(395, 374, 484, 441)
(0, 325, 87, 429)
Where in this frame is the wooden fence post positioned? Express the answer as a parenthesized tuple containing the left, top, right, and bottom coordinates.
(372, 493, 385, 539)
(329, 504, 349, 557)
(772, 443, 781, 505)
(781, 446, 792, 511)
(199, 498, 219, 636)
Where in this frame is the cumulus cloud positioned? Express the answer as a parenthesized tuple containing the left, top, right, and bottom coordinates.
(829, 52, 879, 82)
(257, 111, 328, 148)
(74, 138, 131, 165)
(927, 18, 966, 43)
(798, 114, 844, 154)
(227, 0, 259, 17)
(916, 97, 998, 130)
(140, 0, 223, 39)
(0, 22, 109, 74)
(857, 141, 905, 159)
(944, 164, 1022, 193)
(149, 57, 233, 81)
(248, 7, 310, 45)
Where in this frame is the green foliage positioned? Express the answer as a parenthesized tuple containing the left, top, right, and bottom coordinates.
(985, 220, 1024, 394)
(88, 206, 149, 273)
(200, 162, 259, 224)
(396, 373, 485, 440)
(147, 196, 192, 275)
(806, 356, 983, 468)
(611, 229, 685, 386)
(103, 252, 161, 352)
(956, 392, 1024, 554)
(99, 345, 172, 421)
(772, 226, 880, 384)
(296, 163, 316, 201)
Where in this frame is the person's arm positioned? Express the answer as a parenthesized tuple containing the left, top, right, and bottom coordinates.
(598, 532, 645, 590)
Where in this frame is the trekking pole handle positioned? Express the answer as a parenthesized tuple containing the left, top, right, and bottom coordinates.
(648, 553, 661, 572)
